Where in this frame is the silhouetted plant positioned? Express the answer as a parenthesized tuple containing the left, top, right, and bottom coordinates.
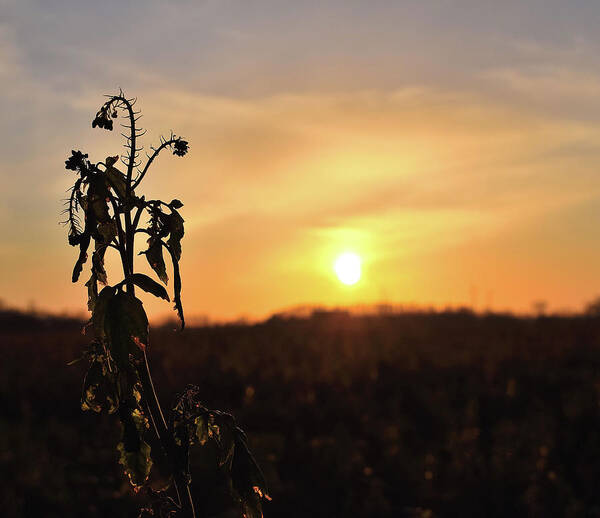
(62, 91, 270, 517)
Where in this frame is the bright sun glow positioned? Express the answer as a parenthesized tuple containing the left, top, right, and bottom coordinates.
(334, 252, 362, 285)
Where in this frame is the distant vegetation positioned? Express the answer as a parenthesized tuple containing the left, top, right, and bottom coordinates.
(3, 308, 600, 516)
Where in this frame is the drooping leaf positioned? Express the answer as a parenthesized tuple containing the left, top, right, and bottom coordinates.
(92, 248, 108, 285)
(73, 175, 107, 283)
(91, 285, 116, 339)
(91, 222, 116, 287)
(117, 407, 153, 488)
(104, 158, 134, 199)
(72, 234, 91, 283)
(105, 291, 149, 368)
(85, 273, 98, 312)
(231, 427, 271, 518)
(213, 413, 236, 469)
(166, 245, 185, 329)
(167, 210, 184, 261)
(88, 176, 111, 224)
(141, 238, 168, 285)
(128, 273, 170, 301)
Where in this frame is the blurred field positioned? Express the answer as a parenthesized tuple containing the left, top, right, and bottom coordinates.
(3, 308, 600, 517)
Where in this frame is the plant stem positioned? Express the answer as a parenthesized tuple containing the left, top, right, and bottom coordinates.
(132, 138, 179, 190)
(109, 93, 196, 517)
(138, 351, 197, 517)
(125, 220, 196, 516)
(120, 153, 196, 518)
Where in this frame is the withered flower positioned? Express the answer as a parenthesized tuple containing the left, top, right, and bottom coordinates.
(173, 139, 189, 157)
(65, 150, 89, 172)
(92, 105, 115, 131)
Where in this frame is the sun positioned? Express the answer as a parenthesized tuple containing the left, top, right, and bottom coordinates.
(334, 252, 362, 285)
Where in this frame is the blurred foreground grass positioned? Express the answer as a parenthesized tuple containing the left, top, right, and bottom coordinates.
(2, 309, 600, 517)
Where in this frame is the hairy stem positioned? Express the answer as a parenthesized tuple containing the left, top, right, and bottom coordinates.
(132, 138, 179, 190)
(107, 94, 137, 194)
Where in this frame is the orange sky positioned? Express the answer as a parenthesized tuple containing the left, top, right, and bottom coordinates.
(2, 2, 600, 321)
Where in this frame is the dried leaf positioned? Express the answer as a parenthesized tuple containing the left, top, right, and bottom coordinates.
(167, 211, 184, 262)
(85, 273, 98, 312)
(117, 407, 153, 488)
(92, 248, 107, 285)
(231, 428, 271, 518)
(81, 355, 119, 414)
(170, 385, 269, 516)
(105, 160, 131, 199)
(97, 220, 117, 245)
(141, 238, 168, 285)
(166, 245, 185, 329)
(105, 291, 149, 368)
(91, 286, 116, 339)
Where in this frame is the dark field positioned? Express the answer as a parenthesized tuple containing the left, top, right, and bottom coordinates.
(3, 308, 600, 517)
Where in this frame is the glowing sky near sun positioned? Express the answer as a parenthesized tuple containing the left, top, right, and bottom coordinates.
(2, 1, 600, 321)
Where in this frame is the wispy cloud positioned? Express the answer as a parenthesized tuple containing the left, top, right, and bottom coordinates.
(2, 1, 600, 318)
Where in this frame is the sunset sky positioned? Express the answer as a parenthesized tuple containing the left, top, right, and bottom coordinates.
(3, 1, 600, 321)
